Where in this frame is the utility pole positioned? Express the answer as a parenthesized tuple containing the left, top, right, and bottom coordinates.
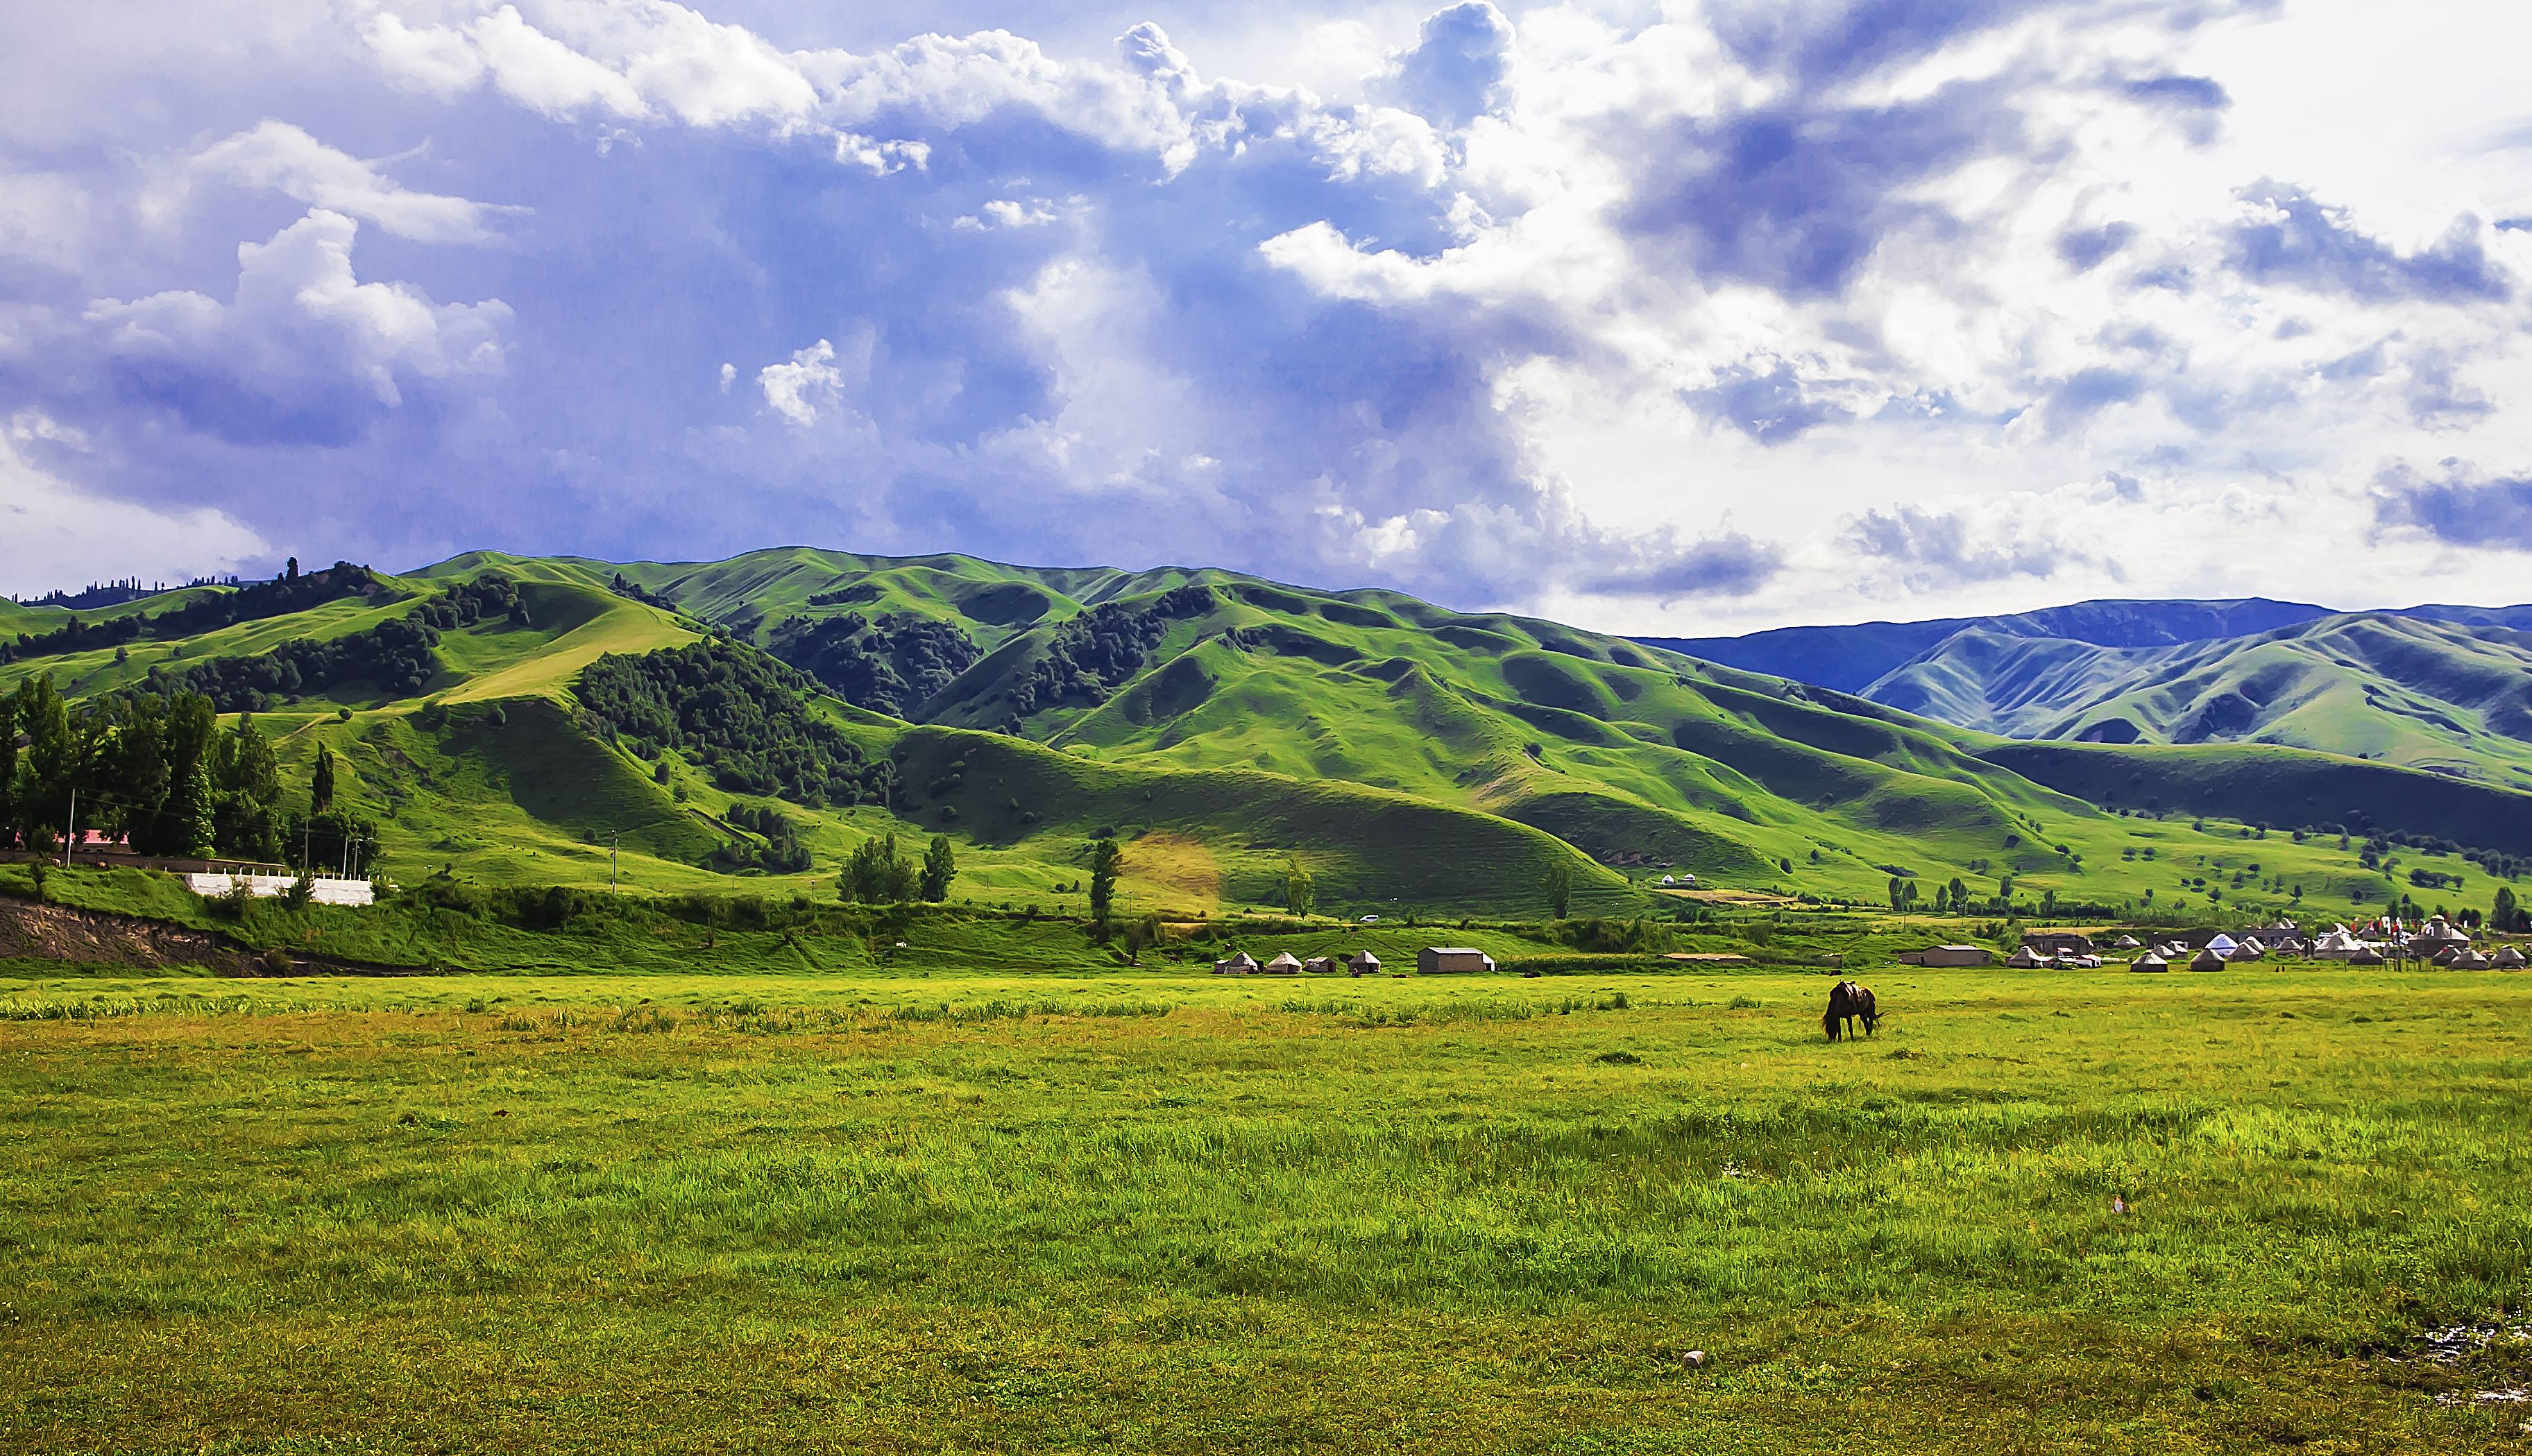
(62, 787, 75, 868)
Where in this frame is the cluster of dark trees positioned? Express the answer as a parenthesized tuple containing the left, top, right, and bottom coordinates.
(124, 575, 529, 713)
(1, 559, 377, 666)
(1003, 585, 1214, 715)
(0, 674, 368, 866)
(10, 579, 163, 610)
(838, 831, 955, 903)
(414, 574, 528, 631)
(607, 573, 677, 611)
(766, 611, 979, 717)
(713, 800, 813, 875)
(2288, 822, 2522, 882)
(576, 639, 896, 809)
(140, 617, 443, 712)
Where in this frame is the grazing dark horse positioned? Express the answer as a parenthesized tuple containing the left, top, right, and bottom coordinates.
(1824, 980, 1880, 1041)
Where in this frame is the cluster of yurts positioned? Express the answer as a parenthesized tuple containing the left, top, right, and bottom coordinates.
(1212, 950, 1384, 975)
(2019, 916, 2527, 973)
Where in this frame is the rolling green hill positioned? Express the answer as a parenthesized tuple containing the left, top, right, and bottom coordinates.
(1638, 597, 2334, 693)
(1866, 613, 2532, 792)
(10, 547, 2529, 926)
(597, 547, 2532, 909)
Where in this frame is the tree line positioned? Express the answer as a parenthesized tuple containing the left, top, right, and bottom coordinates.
(0, 673, 372, 870)
(0, 559, 378, 667)
(121, 572, 529, 713)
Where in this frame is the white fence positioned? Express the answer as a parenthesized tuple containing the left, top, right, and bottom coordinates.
(185, 872, 375, 907)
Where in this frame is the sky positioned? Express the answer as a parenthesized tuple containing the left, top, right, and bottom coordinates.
(2, 0, 2530, 633)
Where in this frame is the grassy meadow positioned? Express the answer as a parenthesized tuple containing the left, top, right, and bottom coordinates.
(1, 963, 2526, 1453)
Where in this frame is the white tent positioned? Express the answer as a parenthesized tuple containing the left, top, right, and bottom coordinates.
(1264, 952, 1304, 975)
(2189, 946, 2227, 971)
(2493, 945, 2527, 968)
(1214, 952, 1259, 975)
(2206, 932, 2238, 954)
(2129, 950, 2169, 972)
(2005, 946, 2046, 968)
(2114, 935, 2142, 950)
(2234, 937, 2265, 961)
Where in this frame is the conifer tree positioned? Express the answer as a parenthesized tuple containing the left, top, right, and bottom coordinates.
(919, 834, 956, 901)
(1088, 838, 1123, 927)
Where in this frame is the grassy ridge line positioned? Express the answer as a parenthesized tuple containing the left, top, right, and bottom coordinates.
(1867, 612, 2532, 791)
(923, 576, 2062, 898)
(573, 548, 1221, 651)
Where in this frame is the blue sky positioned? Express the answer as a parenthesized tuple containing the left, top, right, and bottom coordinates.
(2, 0, 2529, 630)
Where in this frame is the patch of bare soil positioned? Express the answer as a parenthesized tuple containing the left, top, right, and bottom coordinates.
(0, 896, 415, 977)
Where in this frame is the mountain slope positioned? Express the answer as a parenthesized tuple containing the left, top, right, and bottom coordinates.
(1866, 613, 2532, 792)
(1638, 598, 2333, 693)
(611, 547, 2532, 898)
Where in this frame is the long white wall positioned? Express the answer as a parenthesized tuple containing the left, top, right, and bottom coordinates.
(184, 873, 375, 907)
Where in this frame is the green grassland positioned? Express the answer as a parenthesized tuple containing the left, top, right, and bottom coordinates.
(1867, 613, 2532, 792)
(1, 965, 2526, 1453)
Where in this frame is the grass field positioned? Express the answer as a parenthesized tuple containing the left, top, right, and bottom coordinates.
(2, 964, 2526, 1453)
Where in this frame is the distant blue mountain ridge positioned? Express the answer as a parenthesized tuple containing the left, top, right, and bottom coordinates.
(1638, 598, 2532, 695)
(1639, 598, 2532, 793)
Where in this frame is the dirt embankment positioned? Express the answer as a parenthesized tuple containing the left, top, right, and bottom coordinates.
(0, 896, 419, 977)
